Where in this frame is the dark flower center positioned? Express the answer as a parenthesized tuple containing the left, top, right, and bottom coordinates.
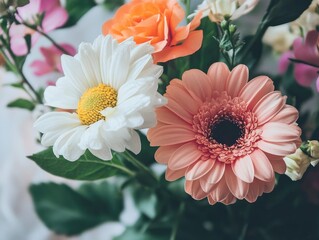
(210, 119, 244, 146)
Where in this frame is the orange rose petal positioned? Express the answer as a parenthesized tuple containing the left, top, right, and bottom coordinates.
(153, 30, 203, 63)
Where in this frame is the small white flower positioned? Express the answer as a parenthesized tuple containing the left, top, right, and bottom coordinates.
(263, 24, 298, 53)
(308, 140, 319, 159)
(283, 149, 318, 181)
(190, 0, 259, 22)
(34, 35, 166, 161)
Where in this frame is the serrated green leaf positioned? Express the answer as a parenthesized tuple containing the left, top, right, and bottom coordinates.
(7, 98, 35, 111)
(30, 181, 123, 235)
(28, 147, 133, 180)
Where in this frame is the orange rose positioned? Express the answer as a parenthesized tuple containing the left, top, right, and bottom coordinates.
(102, 0, 203, 63)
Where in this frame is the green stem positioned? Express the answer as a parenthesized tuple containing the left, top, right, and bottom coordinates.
(79, 159, 136, 177)
(21, 21, 70, 55)
(238, 21, 269, 64)
(122, 150, 158, 182)
(170, 202, 185, 240)
(0, 44, 42, 104)
(289, 58, 319, 68)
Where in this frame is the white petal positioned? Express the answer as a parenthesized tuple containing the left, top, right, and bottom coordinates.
(78, 42, 101, 86)
(125, 129, 141, 154)
(52, 126, 87, 161)
(61, 55, 91, 92)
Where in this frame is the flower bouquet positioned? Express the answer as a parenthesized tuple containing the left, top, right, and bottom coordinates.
(1, 0, 319, 239)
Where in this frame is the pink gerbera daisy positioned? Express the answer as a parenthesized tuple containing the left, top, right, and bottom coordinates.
(148, 62, 301, 205)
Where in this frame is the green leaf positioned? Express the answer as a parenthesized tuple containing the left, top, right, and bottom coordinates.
(30, 181, 123, 235)
(28, 147, 132, 180)
(64, 0, 96, 27)
(136, 131, 157, 166)
(7, 98, 35, 111)
(265, 0, 312, 26)
(114, 227, 169, 240)
(190, 17, 220, 72)
(103, 0, 124, 10)
(132, 186, 159, 219)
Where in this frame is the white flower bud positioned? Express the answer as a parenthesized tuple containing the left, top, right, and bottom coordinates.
(284, 149, 312, 181)
(308, 140, 319, 159)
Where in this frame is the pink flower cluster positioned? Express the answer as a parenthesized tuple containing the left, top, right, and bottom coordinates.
(10, 0, 68, 56)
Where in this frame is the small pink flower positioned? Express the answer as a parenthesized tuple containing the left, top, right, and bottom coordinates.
(148, 62, 301, 205)
(30, 44, 76, 76)
(280, 30, 319, 91)
(9, 0, 68, 56)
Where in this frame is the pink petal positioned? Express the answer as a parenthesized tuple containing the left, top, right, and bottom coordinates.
(253, 92, 286, 126)
(293, 30, 319, 64)
(200, 161, 225, 192)
(278, 51, 294, 74)
(185, 160, 214, 180)
(220, 194, 237, 205)
(148, 125, 195, 146)
(185, 180, 207, 200)
(166, 80, 200, 114)
(270, 159, 286, 174)
(270, 105, 299, 124)
(226, 64, 249, 97)
(207, 195, 217, 205)
(239, 76, 274, 110)
(156, 107, 190, 126)
(232, 155, 254, 183)
(207, 62, 230, 91)
(245, 181, 261, 203)
(294, 63, 318, 87)
(166, 167, 186, 181)
(258, 140, 297, 156)
(250, 149, 274, 181)
(209, 176, 230, 202)
(30, 60, 52, 75)
(168, 142, 202, 170)
(261, 122, 300, 142)
(182, 69, 212, 101)
(225, 166, 249, 199)
(42, 7, 68, 32)
(166, 97, 193, 124)
(155, 144, 182, 164)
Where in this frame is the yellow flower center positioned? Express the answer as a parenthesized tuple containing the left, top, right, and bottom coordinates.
(77, 84, 118, 125)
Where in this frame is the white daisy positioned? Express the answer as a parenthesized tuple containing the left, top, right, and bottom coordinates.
(34, 35, 166, 161)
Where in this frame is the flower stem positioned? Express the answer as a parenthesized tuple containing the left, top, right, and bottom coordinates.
(289, 58, 319, 68)
(170, 202, 185, 240)
(21, 21, 71, 55)
(122, 150, 158, 184)
(80, 159, 136, 177)
(0, 43, 43, 104)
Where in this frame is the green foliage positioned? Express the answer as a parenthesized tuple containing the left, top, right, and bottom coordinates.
(136, 131, 157, 166)
(30, 181, 123, 235)
(7, 98, 35, 111)
(28, 148, 130, 180)
(265, 0, 312, 26)
(64, 0, 96, 27)
(64, 0, 123, 27)
(190, 17, 220, 72)
(131, 186, 159, 219)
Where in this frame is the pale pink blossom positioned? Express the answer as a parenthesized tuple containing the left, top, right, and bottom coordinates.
(279, 30, 319, 91)
(30, 44, 76, 76)
(148, 62, 301, 205)
(9, 0, 68, 56)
